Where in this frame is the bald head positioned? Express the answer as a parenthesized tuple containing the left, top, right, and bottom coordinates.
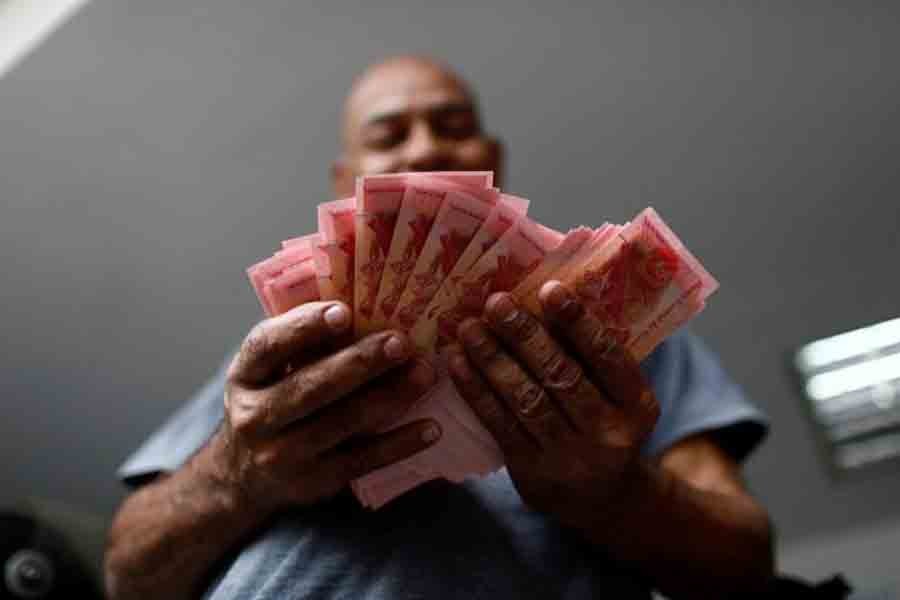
(332, 56, 502, 198)
(341, 57, 475, 144)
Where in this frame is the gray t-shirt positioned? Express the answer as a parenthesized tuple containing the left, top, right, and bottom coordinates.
(119, 331, 767, 599)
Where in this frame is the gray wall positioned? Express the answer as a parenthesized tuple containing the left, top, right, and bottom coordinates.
(2, 0, 899, 583)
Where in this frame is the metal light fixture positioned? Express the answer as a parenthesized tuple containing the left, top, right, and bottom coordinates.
(794, 317, 900, 474)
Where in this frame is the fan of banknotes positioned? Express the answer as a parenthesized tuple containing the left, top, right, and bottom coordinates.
(247, 171, 718, 509)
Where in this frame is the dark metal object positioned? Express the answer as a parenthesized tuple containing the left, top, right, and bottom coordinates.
(0, 512, 100, 600)
(4, 550, 55, 599)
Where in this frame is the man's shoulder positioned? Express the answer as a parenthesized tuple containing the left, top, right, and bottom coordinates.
(640, 330, 768, 460)
(641, 329, 699, 379)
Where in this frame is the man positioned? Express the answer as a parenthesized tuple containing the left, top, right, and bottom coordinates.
(104, 56, 773, 599)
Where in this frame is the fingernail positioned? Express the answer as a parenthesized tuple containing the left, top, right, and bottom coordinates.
(324, 304, 349, 331)
(384, 335, 408, 360)
(422, 422, 442, 443)
(487, 293, 519, 324)
(409, 360, 436, 388)
(540, 281, 577, 316)
(449, 351, 473, 383)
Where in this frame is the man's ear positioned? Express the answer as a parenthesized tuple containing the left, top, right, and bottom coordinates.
(331, 156, 355, 199)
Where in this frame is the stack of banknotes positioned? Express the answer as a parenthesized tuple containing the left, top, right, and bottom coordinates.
(247, 171, 719, 508)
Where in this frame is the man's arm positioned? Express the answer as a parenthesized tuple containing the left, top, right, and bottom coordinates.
(448, 284, 773, 600)
(591, 434, 772, 598)
(105, 432, 267, 600)
(105, 302, 440, 600)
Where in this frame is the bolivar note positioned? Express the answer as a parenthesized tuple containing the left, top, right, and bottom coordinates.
(368, 174, 494, 332)
(316, 197, 356, 307)
(389, 188, 501, 332)
(412, 215, 563, 352)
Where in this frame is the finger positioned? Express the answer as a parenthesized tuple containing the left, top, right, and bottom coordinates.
(445, 344, 536, 452)
(277, 359, 437, 458)
(539, 281, 660, 431)
(229, 301, 352, 387)
(263, 330, 415, 431)
(319, 419, 442, 490)
(482, 292, 617, 433)
(457, 318, 573, 448)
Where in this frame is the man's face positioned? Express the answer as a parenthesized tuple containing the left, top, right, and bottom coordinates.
(333, 60, 502, 197)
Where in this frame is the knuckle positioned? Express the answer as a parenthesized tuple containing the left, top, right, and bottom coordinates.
(349, 337, 388, 373)
(243, 322, 275, 361)
(515, 380, 551, 417)
(252, 446, 281, 471)
(344, 347, 373, 377)
(226, 390, 266, 436)
(283, 370, 319, 420)
(503, 309, 540, 342)
(229, 413, 256, 438)
(539, 349, 584, 392)
(469, 330, 503, 364)
(588, 327, 617, 360)
(289, 367, 317, 396)
(258, 395, 279, 430)
(225, 353, 244, 386)
(494, 361, 524, 394)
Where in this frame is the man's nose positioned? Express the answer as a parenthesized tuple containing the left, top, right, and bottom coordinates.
(404, 121, 450, 171)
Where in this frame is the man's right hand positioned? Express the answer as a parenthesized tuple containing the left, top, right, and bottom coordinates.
(104, 300, 440, 600)
(217, 300, 441, 513)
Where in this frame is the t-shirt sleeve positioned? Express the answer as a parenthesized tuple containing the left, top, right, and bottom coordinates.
(117, 354, 232, 488)
(640, 331, 768, 462)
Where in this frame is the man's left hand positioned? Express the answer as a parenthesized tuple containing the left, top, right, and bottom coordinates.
(446, 280, 660, 533)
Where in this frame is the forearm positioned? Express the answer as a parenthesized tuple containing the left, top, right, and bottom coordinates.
(581, 460, 773, 599)
(104, 431, 269, 600)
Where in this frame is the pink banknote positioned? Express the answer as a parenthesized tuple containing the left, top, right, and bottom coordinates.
(405, 194, 530, 347)
(359, 171, 493, 191)
(371, 176, 493, 332)
(413, 216, 563, 352)
(614, 208, 717, 358)
(264, 257, 321, 315)
(353, 176, 405, 337)
(516, 224, 617, 315)
(247, 233, 321, 316)
(316, 197, 356, 307)
(551, 208, 717, 360)
(351, 377, 504, 509)
(389, 188, 501, 333)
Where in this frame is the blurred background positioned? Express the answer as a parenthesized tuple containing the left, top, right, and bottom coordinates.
(1, 0, 898, 592)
